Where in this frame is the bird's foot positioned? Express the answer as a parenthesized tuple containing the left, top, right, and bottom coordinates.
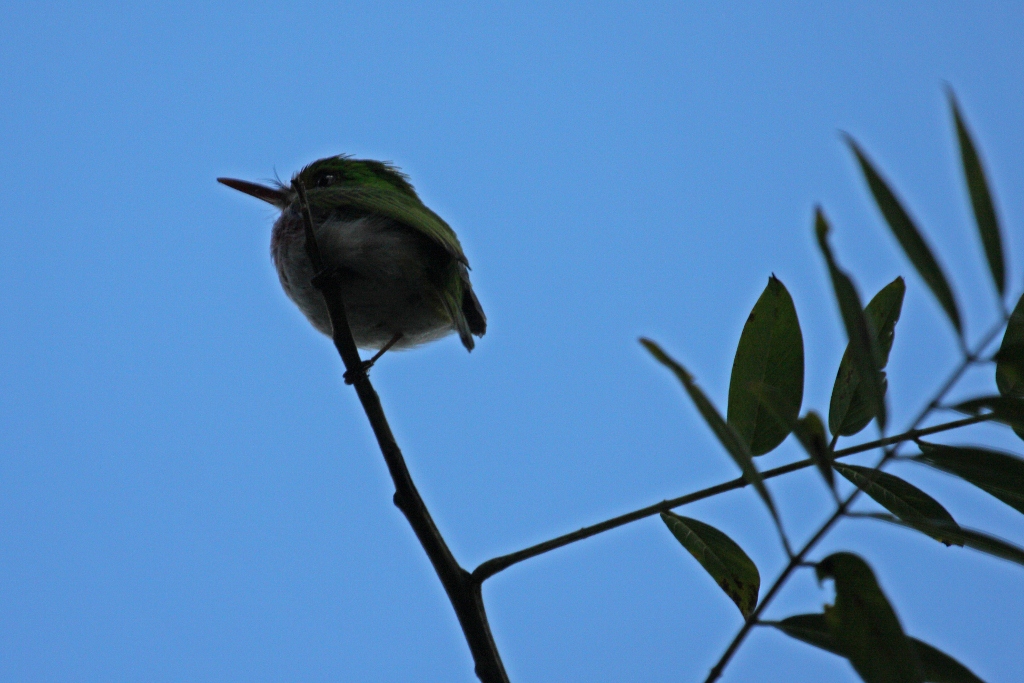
(342, 359, 373, 385)
(343, 332, 404, 385)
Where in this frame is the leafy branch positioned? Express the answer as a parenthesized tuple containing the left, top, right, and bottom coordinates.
(302, 91, 1024, 682)
(477, 90, 1024, 683)
(471, 412, 991, 582)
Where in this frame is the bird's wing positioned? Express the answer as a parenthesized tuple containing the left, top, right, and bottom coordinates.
(331, 186, 469, 265)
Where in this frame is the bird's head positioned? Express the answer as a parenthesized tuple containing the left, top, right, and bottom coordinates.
(218, 155, 418, 209)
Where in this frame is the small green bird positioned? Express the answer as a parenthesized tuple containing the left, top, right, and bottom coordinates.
(218, 156, 486, 356)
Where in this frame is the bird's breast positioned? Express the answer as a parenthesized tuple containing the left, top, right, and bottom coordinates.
(270, 209, 455, 349)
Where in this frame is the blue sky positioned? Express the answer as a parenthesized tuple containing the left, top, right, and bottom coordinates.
(2, 3, 1023, 682)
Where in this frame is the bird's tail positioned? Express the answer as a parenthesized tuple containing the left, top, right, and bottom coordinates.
(443, 263, 486, 351)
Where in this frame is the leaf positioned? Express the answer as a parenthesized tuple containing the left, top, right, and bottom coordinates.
(641, 339, 781, 525)
(771, 614, 985, 683)
(864, 513, 1024, 568)
(727, 276, 805, 455)
(916, 441, 1024, 516)
(833, 463, 961, 545)
(847, 136, 963, 338)
(996, 293, 1024, 399)
(953, 395, 1024, 441)
(794, 411, 833, 488)
(949, 88, 1005, 297)
(816, 209, 888, 432)
(816, 552, 923, 683)
(994, 343, 1024, 397)
(660, 512, 760, 618)
(830, 277, 906, 436)
(913, 639, 987, 683)
(771, 613, 843, 656)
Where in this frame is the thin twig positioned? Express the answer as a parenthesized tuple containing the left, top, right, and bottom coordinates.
(907, 314, 1006, 426)
(471, 412, 992, 582)
(703, 460, 872, 683)
(294, 182, 509, 683)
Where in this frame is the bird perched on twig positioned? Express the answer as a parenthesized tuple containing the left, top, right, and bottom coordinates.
(219, 156, 486, 360)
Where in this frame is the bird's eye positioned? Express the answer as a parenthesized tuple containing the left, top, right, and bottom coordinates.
(317, 174, 335, 187)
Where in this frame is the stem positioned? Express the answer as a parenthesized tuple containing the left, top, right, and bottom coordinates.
(704, 470, 868, 683)
(471, 413, 991, 582)
(903, 313, 1005, 427)
(295, 183, 509, 683)
(707, 440, 905, 683)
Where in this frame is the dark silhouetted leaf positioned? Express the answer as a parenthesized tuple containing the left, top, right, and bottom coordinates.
(816, 209, 887, 432)
(995, 344, 1024, 396)
(847, 136, 962, 338)
(771, 614, 985, 682)
(913, 639, 987, 683)
(996, 293, 1024, 399)
(727, 276, 805, 455)
(771, 613, 843, 656)
(816, 552, 923, 683)
(949, 88, 1005, 297)
(864, 513, 1024, 568)
(661, 512, 760, 617)
(830, 277, 906, 436)
(641, 339, 781, 525)
(795, 411, 833, 488)
(953, 395, 1024, 441)
(916, 441, 1024, 516)
(834, 463, 961, 545)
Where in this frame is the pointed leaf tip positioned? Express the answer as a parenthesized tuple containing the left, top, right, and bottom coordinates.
(948, 88, 1005, 298)
(953, 395, 1024, 442)
(829, 277, 905, 436)
(847, 136, 963, 338)
(996, 293, 1024, 402)
(916, 441, 1024, 516)
(814, 206, 830, 242)
(816, 210, 888, 432)
(661, 513, 760, 618)
(866, 513, 1024, 569)
(833, 463, 961, 545)
(642, 339, 781, 526)
(728, 276, 804, 455)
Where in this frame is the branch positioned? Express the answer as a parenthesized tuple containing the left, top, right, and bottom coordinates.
(471, 412, 991, 582)
(295, 183, 509, 683)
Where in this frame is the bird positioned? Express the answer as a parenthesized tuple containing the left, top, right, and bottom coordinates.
(218, 156, 486, 362)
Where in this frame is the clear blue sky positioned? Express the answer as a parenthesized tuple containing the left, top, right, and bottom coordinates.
(2, 3, 1023, 682)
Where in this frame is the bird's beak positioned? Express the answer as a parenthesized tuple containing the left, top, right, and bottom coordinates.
(217, 177, 289, 206)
